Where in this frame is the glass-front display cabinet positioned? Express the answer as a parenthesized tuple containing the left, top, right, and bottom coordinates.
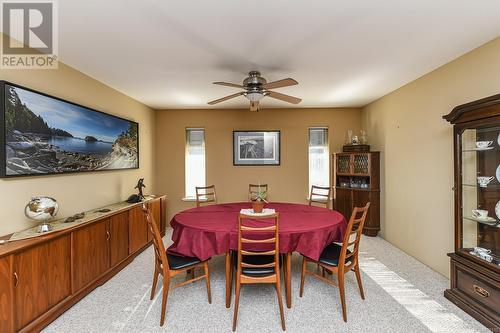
(444, 94, 500, 330)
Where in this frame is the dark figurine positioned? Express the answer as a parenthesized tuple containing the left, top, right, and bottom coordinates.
(135, 178, 146, 199)
(126, 178, 146, 203)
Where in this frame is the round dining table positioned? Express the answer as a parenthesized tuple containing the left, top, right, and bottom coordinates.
(169, 202, 346, 308)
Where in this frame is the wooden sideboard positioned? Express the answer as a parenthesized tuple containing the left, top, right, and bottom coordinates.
(0, 195, 166, 333)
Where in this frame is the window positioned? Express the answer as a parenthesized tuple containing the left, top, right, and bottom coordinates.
(308, 127, 329, 196)
(185, 128, 206, 199)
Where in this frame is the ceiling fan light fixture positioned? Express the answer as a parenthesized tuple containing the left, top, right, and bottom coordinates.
(244, 91, 265, 102)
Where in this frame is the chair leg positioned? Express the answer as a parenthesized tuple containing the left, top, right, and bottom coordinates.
(275, 281, 286, 331)
(204, 262, 212, 304)
(160, 278, 170, 326)
(187, 268, 195, 280)
(232, 279, 241, 331)
(282, 256, 286, 282)
(299, 256, 306, 297)
(354, 264, 365, 300)
(285, 253, 292, 308)
(225, 251, 232, 308)
(338, 272, 347, 322)
(150, 268, 159, 300)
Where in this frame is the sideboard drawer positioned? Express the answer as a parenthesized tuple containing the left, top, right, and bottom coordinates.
(456, 265, 500, 314)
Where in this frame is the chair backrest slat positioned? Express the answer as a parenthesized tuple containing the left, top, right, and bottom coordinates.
(241, 237, 276, 244)
(241, 249, 276, 256)
(237, 213, 280, 277)
(309, 185, 331, 209)
(338, 202, 370, 269)
(248, 184, 268, 202)
(240, 225, 276, 231)
(241, 262, 276, 268)
(142, 204, 170, 275)
(195, 185, 217, 207)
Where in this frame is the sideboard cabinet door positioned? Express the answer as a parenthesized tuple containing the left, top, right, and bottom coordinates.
(129, 206, 148, 254)
(13, 235, 71, 331)
(110, 212, 129, 267)
(72, 219, 110, 291)
(147, 199, 162, 241)
(0, 256, 12, 333)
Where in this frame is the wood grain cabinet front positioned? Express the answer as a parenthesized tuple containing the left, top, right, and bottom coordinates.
(334, 188, 352, 220)
(13, 235, 71, 331)
(72, 219, 110, 292)
(0, 256, 12, 333)
(128, 205, 148, 254)
(147, 199, 161, 242)
(109, 212, 129, 267)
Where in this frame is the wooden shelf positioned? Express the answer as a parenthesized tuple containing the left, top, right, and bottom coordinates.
(333, 152, 380, 237)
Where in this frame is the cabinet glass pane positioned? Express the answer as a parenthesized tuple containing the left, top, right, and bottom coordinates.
(461, 127, 500, 266)
(337, 155, 350, 173)
(353, 154, 369, 174)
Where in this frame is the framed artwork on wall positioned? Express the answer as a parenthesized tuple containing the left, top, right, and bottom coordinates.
(233, 130, 280, 166)
(0, 81, 139, 178)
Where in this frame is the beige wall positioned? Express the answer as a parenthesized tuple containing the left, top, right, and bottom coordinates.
(0, 60, 156, 237)
(156, 108, 361, 222)
(362, 37, 500, 277)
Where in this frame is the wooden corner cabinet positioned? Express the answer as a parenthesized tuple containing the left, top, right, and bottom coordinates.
(444, 95, 500, 330)
(333, 152, 380, 236)
(0, 195, 166, 333)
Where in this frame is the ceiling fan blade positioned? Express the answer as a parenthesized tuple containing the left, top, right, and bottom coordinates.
(262, 78, 298, 89)
(267, 91, 302, 104)
(208, 92, 244, 105)
(213, 81, 244, 89)
(249, 101, 260, 112)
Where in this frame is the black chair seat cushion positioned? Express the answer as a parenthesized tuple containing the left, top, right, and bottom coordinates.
(167, 252, 204, 270)
(318, 243, 351, 267)
(232, 251, 283, 277)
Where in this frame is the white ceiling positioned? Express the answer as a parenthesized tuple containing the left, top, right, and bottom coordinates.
(59, 0, 500, 109)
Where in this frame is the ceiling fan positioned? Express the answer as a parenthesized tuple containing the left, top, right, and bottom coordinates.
(208, 71, 301, 111)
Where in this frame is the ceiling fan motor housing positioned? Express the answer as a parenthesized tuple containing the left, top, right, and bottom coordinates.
(243, 71, 267, 90)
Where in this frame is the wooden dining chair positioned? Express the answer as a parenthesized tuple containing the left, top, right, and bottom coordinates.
(142, 205, 212, 326)
(232, 213, 286, 331)
(195, 185, 217, 207)
(309, 185, 331, 209)
(248, 183, 268, 201)
(299, 202, 370, 322)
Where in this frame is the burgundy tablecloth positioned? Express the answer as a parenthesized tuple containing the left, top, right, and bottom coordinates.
(168, 202, 346, 261)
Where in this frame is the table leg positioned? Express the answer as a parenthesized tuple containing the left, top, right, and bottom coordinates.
(285, 252, 292, 308)
(225, 251, 232, 308)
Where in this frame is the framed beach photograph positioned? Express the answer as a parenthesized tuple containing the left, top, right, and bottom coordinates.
(233, 130, 280, 166)
(0, 81, 139, 177)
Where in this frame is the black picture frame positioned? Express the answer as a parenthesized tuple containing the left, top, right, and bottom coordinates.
(233, 130, 281, 166)
(0, 80, 139, 178)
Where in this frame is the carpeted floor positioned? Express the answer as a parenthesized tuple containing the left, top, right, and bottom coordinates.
(43, 229, 489, 333)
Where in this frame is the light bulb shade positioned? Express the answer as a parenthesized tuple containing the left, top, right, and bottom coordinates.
(245, 92, 264, 102)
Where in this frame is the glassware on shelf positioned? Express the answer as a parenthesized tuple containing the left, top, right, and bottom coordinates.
(346, 129, 353, 145)
(360, 130, 368, 144)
